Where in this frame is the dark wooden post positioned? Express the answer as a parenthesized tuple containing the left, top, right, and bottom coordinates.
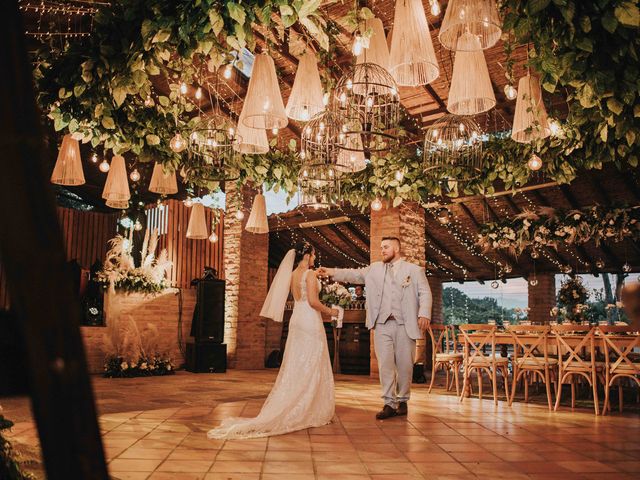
(0, 2, 108, 479)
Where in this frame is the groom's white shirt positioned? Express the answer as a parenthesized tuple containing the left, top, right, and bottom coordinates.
(332, 259, 432, 340)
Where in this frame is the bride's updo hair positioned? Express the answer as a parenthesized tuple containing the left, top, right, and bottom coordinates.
(294, 242, 315, 265)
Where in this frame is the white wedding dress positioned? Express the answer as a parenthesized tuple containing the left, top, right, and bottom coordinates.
(207, 269, 335, 439)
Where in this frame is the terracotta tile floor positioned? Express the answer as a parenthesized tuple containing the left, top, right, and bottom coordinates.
(3, 370, 640, 479)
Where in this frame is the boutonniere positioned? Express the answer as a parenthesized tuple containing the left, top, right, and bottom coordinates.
(401, 276, 412, 288)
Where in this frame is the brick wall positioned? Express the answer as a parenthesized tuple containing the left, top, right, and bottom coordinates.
(81, 288, 196, 374)
(528, 272, 556, 323)
(223, 182, 269, 369)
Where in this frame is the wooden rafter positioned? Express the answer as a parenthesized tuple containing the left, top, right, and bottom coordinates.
(327, 224, 369, 262)
(424, 229, 474, 275)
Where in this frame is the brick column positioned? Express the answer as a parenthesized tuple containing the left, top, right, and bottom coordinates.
(369, 201, 427, 377)
(528, 272, 556, 324)
(223, 182, 269, 369)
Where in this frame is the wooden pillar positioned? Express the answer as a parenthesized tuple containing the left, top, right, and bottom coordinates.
(528, 272, 556, 323)
(369, 201, 427, 377)
(223, 183, 269, 369)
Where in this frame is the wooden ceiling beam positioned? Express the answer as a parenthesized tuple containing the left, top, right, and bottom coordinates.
(327, 224, 370, 262)
(424, 229, 475, 275)
(344, 220, 370, 247)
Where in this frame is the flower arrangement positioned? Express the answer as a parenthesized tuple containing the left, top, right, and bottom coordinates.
(96, 228, 171, 294)
(477, 205, 640, 256)
(557, 276, 590, 321)
(102, 314, 175, 378)
(0, 408, 35, 480)
(320, 282, 353, 309)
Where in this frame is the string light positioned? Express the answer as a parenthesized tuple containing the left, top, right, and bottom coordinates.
(527, 153, 543, 171)
(129, 169, 140, 182)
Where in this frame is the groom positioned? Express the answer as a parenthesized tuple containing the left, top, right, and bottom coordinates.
(318, 237, 432, 419)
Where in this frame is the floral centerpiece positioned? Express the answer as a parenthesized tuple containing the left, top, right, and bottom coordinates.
(557, 276, 589, 322)
(320, 282, 352, 327)
(96, 228, 171, 295)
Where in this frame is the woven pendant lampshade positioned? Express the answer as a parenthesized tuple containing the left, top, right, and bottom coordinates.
(245, 193, 269, 234)
(511, 75, 550, 143)
(234, 105, 269, 155)
(242, 53, 288, 130)
(286, 51, 324, 122)
(447, 32, 496, 115)
(439, 0, 502, 51)
(186, 203, 208, 239)
(388, 0, 439, 86)
(356, 17, 390, 70)
(102, 155, 130, 209)
(51, 134, 85, 186)
(148, 162, 178, 194)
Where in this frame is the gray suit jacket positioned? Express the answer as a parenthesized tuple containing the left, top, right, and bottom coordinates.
(332, 259, 432, 340)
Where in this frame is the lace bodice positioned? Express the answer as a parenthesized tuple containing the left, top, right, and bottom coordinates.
(296, 269, 318, 303)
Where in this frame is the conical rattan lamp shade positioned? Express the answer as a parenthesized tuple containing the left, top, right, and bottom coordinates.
(234, 106, 269, 154)
(186, 203, 208, 239)
(102, 155, 130, 209)
(149, 162, 178, 194)
(439, 0, 502, 51)
(356, 17, 390, 70)
(511, 75, 550, 143)
(388, 0, 439, 86)
(286, 51, 324, 122)
(447, 32, 496, 115)
(242, 53, 288, 130)
(51, 134, 85, 186)
(245, 193, 269, 234)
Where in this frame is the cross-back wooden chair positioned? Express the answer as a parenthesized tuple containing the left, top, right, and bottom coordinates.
(507, 325, 557, 410)
(458, 324, 510, 405)
(428, 324, 463, 396)
(552, 325, 599, 415)
(599, 325, 640, 414)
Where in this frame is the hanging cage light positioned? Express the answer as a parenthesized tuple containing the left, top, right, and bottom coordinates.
(423, 114, 483, 183)
(439, 0, 502, 51)
(298, 163, 341, 209)
(186, 114, 241, 181)
(511, 74, 551, 143)
(148, 162, 179, 194)
(51, 134, 85, 186)
(333, 63, 400, 155)
(388, 0, 440, 86)
(447, 32, 496, 115)
(286, 51, 325, 122)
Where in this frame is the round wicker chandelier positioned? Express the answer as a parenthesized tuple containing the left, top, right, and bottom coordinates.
(333, 62, 400, 155)
(187, 114, 241, 181)
(423, 114, 483, 183)
(298, 163, 341, 209)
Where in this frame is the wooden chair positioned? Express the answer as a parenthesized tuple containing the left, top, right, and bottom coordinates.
(507, 325, 557, 410)
(552, 325, 599, 415)
(428, 324, 463, 396)
(599, 326, 640, 414)
(459, 324, 510, 405)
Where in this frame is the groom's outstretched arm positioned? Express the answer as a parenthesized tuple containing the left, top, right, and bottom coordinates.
(318, 266, 369, 285)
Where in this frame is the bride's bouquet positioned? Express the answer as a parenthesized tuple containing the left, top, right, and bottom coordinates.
(320, 282, 352, 328)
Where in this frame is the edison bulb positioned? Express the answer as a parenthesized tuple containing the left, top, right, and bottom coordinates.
(352, 36, 364, 56)
(99, 159, 110, 173)
(134, 220, 143, 231)
(144, 95, 154, 107)
(223, 64, 232, 79)
(529, 278, 539, 287)
(129, 169, 140, 182)
(184, 197, 193, 208)
(623, 262, 632, 273)
(596, 259, 605, 269)
(90, 152, 99, 163)
(549, 119, 561, 136)
(430, 0, 441, 16)
(209, 232, 218, 243)
(491, 280, 499, 289)
(170, 132, 187, 153)
(371, 198, 383, 211)
(272, 127, 279, 135)
(235, 210, 245, 220)
(504, 264, 513, 273)
(528, 153, 543, 171)
(180, 82, 187, 95)
(530, 250, 540, 259)
(394, 170, 404, 182)
(504, 84, 517, 100)
(195, 87, 202, 100)
(322, 92, 329, 106)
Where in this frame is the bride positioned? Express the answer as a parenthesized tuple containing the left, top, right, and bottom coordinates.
(207, 242, 340, 439)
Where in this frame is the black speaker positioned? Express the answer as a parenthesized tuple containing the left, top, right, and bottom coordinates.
(191, 279, 225, 342)
(185, 340, 227, 373)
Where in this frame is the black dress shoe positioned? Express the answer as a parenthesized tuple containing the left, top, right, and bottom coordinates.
(397, 402, 408, 416)
(376, 405, 397, 420)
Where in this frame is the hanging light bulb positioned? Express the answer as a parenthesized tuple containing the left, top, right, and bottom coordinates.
(623, 262, 632, 273)
(209, 232, 219, 243)
(527, 153, 543, 171)
(170, 132, 187, 153)
(549, 119, 561, 136)
(563, 265, 573, 274)
(530, 250, 540, 259)
(180, 82, 188, 95)
(504, 84, 517, 100)
(144, 95, 154, 107)
(195, 87, 203, 100)
(352, 35, 364, 56)
(184, 197, 193, 208)
(134, 220, 143, 231)
(491, 280, 499, 289)
(529, 278, 539, 287)
(437, 207, 451, 224)
(504, 264, 513, 274)
(235, 210, 245, 221)
(129, 169, 140, 182)
(430, 0, 441, 16)
(371, 198, 383, 211)
(90, 152, 99, 163)
(272, 127, 279, 135)
(394, 170, 404, 182)
(596, 259, 605, 269)
(223, 64, 233, 79)
(99, 159, 110, 173)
